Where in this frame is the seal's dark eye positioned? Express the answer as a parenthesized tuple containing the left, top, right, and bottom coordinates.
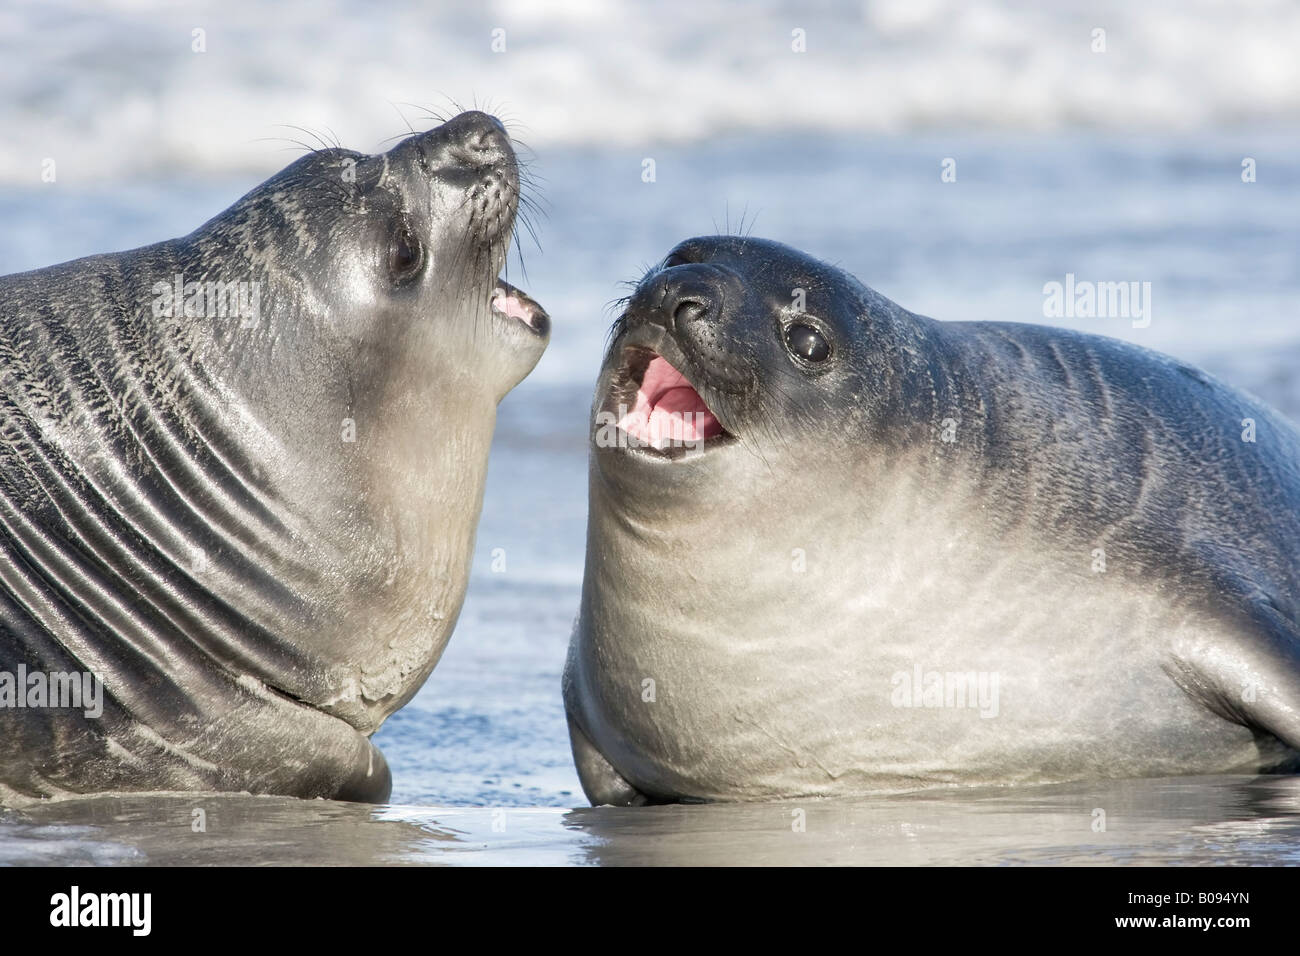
(785, 323, 831, 363)
(387, 223, 425, 283)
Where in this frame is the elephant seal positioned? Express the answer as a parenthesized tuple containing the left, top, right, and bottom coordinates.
(563, 235, 1300, 805)
(0, 111, 549, 804)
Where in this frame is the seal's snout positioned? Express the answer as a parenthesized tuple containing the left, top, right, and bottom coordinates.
(403, 111, 547, 346)
(623, 263, 749, 393)
(622, 265, 725, 344)
(594, 245, 771, 463)
(440, 110, 513, 168)
(411, 110, 517, 190)
(638, 265, 723, 327)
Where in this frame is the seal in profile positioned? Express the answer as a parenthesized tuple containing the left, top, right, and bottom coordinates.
(564, 235, 1300, 805)
(0, 111, 549, 804)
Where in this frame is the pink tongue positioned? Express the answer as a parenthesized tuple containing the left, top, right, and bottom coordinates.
(492, 289, 531, 321)
(617, 356, 723, 449)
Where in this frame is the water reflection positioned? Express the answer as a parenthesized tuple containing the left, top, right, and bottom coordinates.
(3, 775, 1298, 866)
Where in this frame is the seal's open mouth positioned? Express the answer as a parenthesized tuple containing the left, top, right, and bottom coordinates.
(492, 278, 549, 337)
(603, 347, 731, 459)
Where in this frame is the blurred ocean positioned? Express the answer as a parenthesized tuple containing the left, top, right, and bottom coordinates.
(3, 0, 1300, 177)
(1, 0, 1299, 862)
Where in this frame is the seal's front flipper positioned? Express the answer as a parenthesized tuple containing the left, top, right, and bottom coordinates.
(333, 737, 393, 804)
(566, 716, 652, 807)
(1169, 595, 1300, 766)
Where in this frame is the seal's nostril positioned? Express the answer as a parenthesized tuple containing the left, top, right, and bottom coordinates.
(457, 130, 508, 164)
(672, 299, 709, 328)
(436, 111, 513, 168)
(467, 129, 501, 153)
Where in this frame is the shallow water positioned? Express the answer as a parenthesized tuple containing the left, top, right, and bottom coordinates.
(3, 775, 1299, 866)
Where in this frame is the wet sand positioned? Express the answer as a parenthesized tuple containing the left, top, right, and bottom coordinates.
(3, 775, 1298, 866)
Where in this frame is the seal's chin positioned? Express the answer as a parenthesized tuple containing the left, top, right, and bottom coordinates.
(491, 278, 550, 337)
(601, 347, 733, 460)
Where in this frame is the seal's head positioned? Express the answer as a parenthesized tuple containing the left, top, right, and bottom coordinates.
(593, 236, 927, 492)
(191, 109, 548, 405)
